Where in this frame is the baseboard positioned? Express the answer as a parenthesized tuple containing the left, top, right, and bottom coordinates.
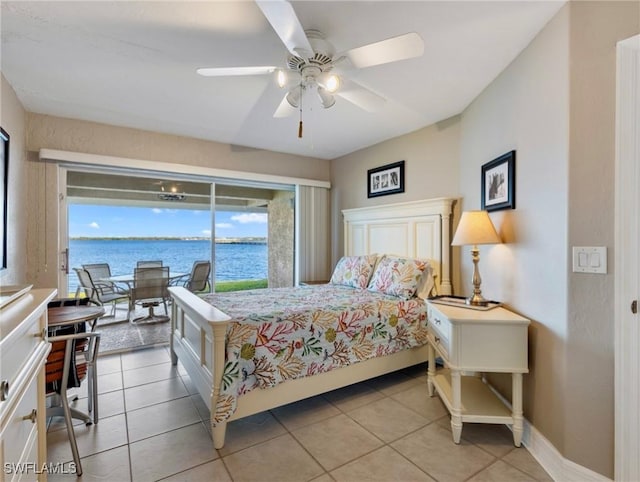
(489, 385, 610, 481)
(521, 419, 611, 482)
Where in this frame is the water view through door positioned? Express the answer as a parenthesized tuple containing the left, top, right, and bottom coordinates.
(64, 171, 291, 296)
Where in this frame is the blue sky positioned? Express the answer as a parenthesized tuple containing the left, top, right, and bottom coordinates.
(69, 205, 267, 238)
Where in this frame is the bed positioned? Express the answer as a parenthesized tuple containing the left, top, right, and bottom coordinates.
(169, 197, 455, 449)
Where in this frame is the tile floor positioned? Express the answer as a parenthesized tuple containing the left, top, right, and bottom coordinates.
(47, 345, 552, 482)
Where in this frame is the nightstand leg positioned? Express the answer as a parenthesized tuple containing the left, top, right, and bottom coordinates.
(512, 372, 524, 447)
(450, 370, 463, 444)
(427, 343, 435, 397)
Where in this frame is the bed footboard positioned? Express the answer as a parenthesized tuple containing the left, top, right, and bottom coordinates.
(168, 287, 231, 448)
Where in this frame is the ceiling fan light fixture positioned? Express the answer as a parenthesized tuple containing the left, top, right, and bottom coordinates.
(286, 85, 303, 108)
(317, 72, 340, 93)
(276, 70, 287, 88)
(317, 86, 336, 109)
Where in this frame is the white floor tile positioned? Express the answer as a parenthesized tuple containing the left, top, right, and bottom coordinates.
(130, 423, 217, 481)
(127, 396, 201, 442)
(45, 354, 551, 482)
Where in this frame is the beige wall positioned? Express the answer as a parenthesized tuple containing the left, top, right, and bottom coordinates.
(566, 1, 639, 476)
(459, 1, 570, 460)
(330, 3, 639, 478)
(330, 117, 461, 274)
(23, 114, 330, 290)
(0, 75, 28, 285)
(28, 114, 330, 182)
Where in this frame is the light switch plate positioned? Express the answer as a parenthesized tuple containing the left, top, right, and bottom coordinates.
(572, 246, 607, 274)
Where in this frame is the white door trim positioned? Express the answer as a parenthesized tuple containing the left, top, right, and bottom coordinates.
(57, 165, 69, 297)
(614, 34, 640, 482)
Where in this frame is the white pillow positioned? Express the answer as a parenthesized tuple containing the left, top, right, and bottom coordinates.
(329, 254, 378, 289)
(414, 262, 436, 299)
(367, 255, 431, 299)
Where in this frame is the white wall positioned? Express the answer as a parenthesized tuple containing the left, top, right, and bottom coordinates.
(0, 74, 28, 285)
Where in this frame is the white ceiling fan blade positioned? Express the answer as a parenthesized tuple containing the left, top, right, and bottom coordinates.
(342, 32, 424, 69)
(197, 66, 277, 77)
(273, 94, 297, 118)
(256, 0, 313, 58)
(336, 79, 386, 113)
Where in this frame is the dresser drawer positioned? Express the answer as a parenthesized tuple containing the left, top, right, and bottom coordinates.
(1, 379, 38, 470)
(427, 304, 451, 359)
(0, 295, 46, 392)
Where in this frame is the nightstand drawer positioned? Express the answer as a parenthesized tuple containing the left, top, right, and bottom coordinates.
(428, 304, 451, 358)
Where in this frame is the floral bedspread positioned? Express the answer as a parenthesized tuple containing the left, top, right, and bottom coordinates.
(201, 284, 429, 423)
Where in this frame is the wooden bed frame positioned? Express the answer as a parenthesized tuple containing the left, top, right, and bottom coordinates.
(169, 197, 455, 449)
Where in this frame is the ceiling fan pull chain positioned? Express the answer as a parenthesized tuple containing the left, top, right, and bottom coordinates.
(298, 83, 304, 138)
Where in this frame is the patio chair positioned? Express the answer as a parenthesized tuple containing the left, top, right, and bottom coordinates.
(74, 267, 130, 318)
(179, 260, 211, 293)
(130, 266, 170, 323)
(46, 327, 101, 477)
(136, 260, 163, 268)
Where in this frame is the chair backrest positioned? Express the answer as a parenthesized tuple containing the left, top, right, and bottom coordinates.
(132, 266, 169, 301)
(83, 263, 112, 281)
(137, 260, 163, 268)
(48, 297, 93, 308)
(46, 329, 100, 395)
(186, 260, 211, 292)
(74, 267, 96, 297)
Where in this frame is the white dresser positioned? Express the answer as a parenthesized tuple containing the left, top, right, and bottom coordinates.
(0, 288, 56, 482)
(426, 301, 530, 446)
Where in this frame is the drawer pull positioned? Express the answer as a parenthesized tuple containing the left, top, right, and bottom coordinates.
(435, 336, 441, 344)
(35, 327, 47, 339)
(0, 380, 8, 401)
(23, 409, 37, 424)
(434, 318, 441, 325)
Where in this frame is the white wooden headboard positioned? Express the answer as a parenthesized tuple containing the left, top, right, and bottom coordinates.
(342, 198, 455, 296)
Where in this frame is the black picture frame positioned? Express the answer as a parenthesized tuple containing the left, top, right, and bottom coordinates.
(481, 150, 515, 212)
(367, 160, 405, 198)
(0, 127, 8, 270)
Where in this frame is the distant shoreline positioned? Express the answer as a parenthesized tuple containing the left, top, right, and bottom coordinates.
(70, 237, 267, 244)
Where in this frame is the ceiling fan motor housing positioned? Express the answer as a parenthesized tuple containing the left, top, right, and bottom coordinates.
(287, 29, 335, 74)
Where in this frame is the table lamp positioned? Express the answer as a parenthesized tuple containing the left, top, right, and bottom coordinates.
(451, 210, 501, 306)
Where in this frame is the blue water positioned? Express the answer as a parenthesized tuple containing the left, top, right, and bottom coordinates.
(68, 239, 267, 293)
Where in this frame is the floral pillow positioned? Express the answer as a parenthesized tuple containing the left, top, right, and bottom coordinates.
(329, 255, 378, 289)
(367, 255, 430, 299)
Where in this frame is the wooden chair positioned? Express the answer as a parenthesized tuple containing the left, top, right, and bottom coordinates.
(46, 327, 101, 476)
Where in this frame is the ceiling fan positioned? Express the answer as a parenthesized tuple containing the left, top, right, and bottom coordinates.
(197, 0, 424, 137)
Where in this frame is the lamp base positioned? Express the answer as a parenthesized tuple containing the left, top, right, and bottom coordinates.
(466, 294, 489, 307)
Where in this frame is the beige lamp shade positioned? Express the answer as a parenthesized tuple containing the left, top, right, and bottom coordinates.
(451, 210, 501, 246)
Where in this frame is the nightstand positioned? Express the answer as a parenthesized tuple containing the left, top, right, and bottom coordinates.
(426, 301, 530, 446)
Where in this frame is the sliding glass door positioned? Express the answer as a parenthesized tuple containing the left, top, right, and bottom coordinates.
(61, 169, 297, 298)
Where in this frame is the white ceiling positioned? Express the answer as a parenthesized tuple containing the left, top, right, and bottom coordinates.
(1, 1, 564, 160)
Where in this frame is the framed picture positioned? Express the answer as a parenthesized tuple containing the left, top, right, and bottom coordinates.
(367, 160, 405, 198)
(481, 150, 515, 212)
(0, 127, 8, 270)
